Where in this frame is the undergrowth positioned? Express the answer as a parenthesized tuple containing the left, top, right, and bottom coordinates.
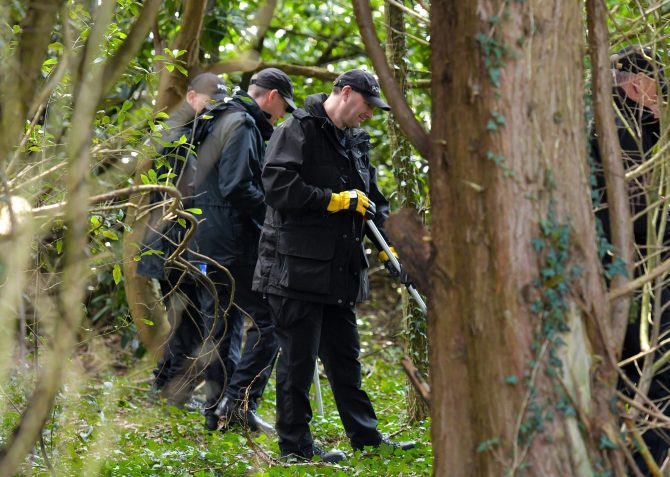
(1, 312, 432, 476)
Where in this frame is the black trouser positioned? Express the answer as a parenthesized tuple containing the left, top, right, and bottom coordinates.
(224, 271, 278, 410)
(153, 275, 205, 399)
(268, 295, 382, 454)
(198, 266, 255, 416)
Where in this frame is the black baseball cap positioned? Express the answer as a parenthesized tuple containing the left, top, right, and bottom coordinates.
(188, 73, 228, 100)
(611, 46, 667, 92)
(333, 69, 390, 111)
(250, 68, 296, 111)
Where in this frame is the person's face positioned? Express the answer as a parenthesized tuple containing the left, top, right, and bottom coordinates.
(259, 89, 289, 125)
(340, 86, 374, 128)
(635, 74, 661, 118)
(186, 90, 214, 114)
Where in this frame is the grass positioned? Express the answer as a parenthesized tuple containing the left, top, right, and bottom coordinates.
(1, 313, 432, 476)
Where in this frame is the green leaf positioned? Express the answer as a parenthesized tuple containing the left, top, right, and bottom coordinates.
(476, 437, 500, 453)
(185, 208, 202, 215)
(112, 263, 122, 285)
(142, 319, 154, 326)
(102, 230, 119, 240)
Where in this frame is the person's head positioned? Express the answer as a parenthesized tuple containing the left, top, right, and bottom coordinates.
(611, 46, 666, 119)
(324, 69, 390, 129)
(186, 73, 228, 113)
(247, 68, 296, 125)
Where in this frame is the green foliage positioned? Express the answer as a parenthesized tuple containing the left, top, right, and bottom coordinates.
(3, 325, 431, 476)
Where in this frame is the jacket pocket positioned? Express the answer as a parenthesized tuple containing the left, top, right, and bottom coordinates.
(277, 229, 336, 294)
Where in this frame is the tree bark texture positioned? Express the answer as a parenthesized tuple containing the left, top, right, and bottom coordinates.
(430, 1, 623, 475)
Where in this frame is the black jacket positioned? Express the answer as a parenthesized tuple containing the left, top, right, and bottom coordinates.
(189, 92, 274, 267)
(591, 89, 661, 247)
(137, 101, 199, 280)
(252, 93, 390, 306)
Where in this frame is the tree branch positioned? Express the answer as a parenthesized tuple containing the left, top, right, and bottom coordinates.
(154, 0, 209, 113)
(101, 0, 162, 95)
(0, 1, 117, 473)
(18, 0, 66, 120)
(586, 0, 634, 353)
(352, 0, 430, 157)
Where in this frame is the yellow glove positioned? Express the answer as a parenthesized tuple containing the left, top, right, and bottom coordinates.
(378, 246, 398, 263)
(327, 189, 376, 219)
(379, 246, 411, 283)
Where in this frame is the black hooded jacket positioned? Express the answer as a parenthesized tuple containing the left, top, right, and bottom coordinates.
(137, 101, 200, 280)
(252, 93, 390, 306)
(188, 92, 274, 267)
(591, 89, 662, 247)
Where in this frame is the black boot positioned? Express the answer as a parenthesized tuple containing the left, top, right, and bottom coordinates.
(281, 444, 346, 463)
(204, 413, 220, 431)
(215, 397, 275, 435)
(352, 436, 416, 452)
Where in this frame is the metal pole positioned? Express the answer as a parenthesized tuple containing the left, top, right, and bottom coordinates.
(365, 220, 428, 315)
(313, 362, 324, 415)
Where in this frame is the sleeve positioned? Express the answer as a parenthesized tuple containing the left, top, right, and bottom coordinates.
(261, 117, 330, 212)
(365, 163, 393, 249)
(217, 116, 264, 210)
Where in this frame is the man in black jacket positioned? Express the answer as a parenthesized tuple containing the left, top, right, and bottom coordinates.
(253, 69, 415, 463)
(592, 46, 667, 473)
(138, 73, 227, 404)
(190, 68, 296, 432)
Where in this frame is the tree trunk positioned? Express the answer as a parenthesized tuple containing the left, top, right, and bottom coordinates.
(384, 0, 429, 423)
(430, 1, 625, 475)
(122, 0, 208, 356)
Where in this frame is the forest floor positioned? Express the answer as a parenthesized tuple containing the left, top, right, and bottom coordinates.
(2, 270, 432, 476)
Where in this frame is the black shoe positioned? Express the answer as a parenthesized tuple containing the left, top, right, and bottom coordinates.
(214, 397, 275, 435)
(353, 436, 416, 451)
(243, 409, 275, 435)
(281, 445, 346, 463)
(204, 413, 220, 431)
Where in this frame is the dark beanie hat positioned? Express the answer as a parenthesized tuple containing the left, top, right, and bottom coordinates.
(188, 73, 228, 100)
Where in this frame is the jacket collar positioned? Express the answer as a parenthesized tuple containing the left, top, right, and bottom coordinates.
(228, 91, 275, 141)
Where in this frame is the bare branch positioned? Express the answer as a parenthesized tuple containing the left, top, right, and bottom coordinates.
(353, 0, 430, 158)
(608, 254, 670, 301)
(386, 0, 429, 24)
(0, 0, 117, 472)
(586, 0, 633, 352)
(154, 0, 209, 113)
